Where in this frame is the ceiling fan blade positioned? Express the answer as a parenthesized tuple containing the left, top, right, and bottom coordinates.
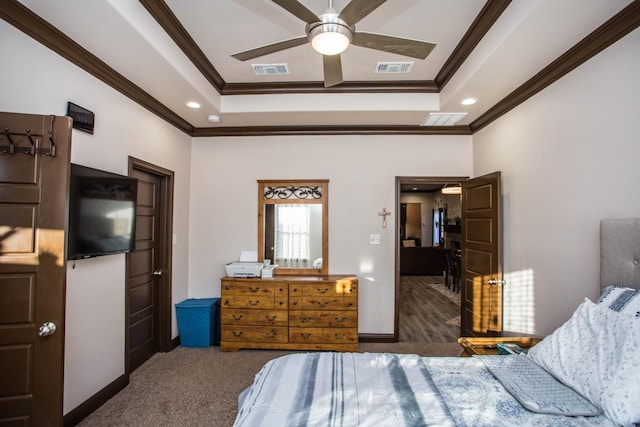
(272, 0, 319, 25)
(352, 32, 436, 59)
(232, 36, 309, 61)
(339, 0, 387, 25)
(323, 54, 343, 87)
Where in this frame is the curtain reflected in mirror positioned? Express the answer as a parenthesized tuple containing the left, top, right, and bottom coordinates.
(264, 204, 322, 268)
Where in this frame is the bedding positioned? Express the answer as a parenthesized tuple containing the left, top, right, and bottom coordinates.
(235, 219, 640, 427)
(234, 352, 617, 427)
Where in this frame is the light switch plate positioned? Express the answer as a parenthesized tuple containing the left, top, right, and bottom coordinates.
(370, 234, 381, 244)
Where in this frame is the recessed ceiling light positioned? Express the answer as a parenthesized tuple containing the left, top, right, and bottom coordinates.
(461, 98, 477, 106)
(208, 114, 220, 123)
(186, 101, 201, 109)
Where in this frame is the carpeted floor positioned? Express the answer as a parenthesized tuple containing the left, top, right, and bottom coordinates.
(77, 342, 462, 426)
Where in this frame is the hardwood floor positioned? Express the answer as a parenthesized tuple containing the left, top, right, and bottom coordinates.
(399, 275, 461, 343)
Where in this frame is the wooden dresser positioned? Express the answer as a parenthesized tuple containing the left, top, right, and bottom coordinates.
(220, 275, 358, 352)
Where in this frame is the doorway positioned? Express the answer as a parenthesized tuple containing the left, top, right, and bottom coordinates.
(395, 176, 466, 343)
(126, 157, 174, 374)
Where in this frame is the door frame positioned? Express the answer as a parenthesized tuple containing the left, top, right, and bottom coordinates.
(394, 176, 467, 342)
(126, 157, 174, 375)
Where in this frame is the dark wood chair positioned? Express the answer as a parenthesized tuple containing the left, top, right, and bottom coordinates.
(445, 249, 462, 293)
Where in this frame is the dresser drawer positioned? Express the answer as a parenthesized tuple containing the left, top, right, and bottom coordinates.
(222, 308, 288, 327)
(289, 327, 358, 344)
(222, 326, 288, 343)
(289, 310, 357, 328)
(290, 296, 345, 310)
(223, 295, 288, 310)
(235, 282, 287, 296)
(290, 282, 340, 297)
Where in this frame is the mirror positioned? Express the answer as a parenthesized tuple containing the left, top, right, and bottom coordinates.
(258, 180, 328, 276)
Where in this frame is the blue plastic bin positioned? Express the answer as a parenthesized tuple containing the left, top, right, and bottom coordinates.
(175, 298, 220, 347)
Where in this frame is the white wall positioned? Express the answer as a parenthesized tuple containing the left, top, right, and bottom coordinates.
(0, 22, 192, 414)
(473, 28, 640, 336)
(188, 135, 473, 334)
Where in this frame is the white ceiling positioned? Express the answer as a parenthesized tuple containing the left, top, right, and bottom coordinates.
(13, 0, 633, 130)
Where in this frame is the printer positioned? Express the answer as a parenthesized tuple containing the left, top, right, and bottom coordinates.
(225, 251, 263, 278)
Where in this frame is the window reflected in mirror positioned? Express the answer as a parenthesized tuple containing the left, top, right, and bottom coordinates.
(258, 180, 328, 276)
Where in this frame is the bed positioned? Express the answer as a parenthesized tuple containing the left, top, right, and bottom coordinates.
(234, 219, 640, 427)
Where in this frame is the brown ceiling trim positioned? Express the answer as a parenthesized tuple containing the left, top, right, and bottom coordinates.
(144, 0, 501, 96)
(0, 0, 194, 135)
(435, 0, 511, 90)
(221, 80, 438, 95)
(192, 125, 472, 137)
(469, 0, 640, 133)
(139, 0, 226, 91)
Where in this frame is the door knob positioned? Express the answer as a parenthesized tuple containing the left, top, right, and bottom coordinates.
(153, 270, 163, 276)
(38, 321, 57, 337)
(487, 278, 506, 286)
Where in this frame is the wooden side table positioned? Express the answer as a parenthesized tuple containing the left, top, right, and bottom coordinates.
(458, 336, 542, 357)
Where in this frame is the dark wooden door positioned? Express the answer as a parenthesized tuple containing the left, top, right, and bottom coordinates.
(0, 112, 71, 425)
(460, 171, 503, 337)
(127, 159, 173, 373)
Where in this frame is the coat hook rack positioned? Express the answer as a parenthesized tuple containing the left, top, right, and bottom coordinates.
(46, 115, 56, 157)
(378, 207, 391, 228)
(3, 127, 15, 154)
(26, 129, 36, 155)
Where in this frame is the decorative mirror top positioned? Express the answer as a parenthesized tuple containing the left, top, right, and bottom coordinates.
(264, 186, 323, 200)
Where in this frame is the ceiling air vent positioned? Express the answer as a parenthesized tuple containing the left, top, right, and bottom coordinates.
(375, 62, 414, 74)
(420, 112, 468, 126)
(252, 63, 289, 76)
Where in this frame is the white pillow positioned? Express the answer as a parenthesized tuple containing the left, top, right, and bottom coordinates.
(528, 298, 640, 426)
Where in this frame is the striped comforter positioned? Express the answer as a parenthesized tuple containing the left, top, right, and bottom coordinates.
(233, 353, 616, 427)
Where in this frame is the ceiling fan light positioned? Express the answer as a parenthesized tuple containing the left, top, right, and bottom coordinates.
(308, 21, 353, 56)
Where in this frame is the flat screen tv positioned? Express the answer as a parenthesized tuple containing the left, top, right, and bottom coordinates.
(67, 163, 138, 260)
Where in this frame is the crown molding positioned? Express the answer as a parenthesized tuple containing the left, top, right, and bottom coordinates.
(435, 0, 511, 90)
(470, 0, 640, 133)
(0, 0, 195, 135)
(192, 125, 472, 137)
(139, 0, 225, 91)
(3, 0, 637, 138)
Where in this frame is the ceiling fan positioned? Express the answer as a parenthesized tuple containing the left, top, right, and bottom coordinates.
(231, 0, 436, 87)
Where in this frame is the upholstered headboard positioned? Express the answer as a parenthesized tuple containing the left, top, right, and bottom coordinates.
(600, 218, 640, 291)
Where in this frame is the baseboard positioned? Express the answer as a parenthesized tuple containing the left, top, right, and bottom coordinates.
(171, 335, 181, 349)
(358, 333, 398, 343)
(63, 373, 129, 427)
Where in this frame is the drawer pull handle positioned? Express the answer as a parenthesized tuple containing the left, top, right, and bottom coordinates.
(279, 288, 284, 292)
(300, 333, 311, 339)
(279, 301, 284, 306)
(248, 300, 260, 306)
(316, 302, 328, 308)
(264, 332, 277, 338)
(334, 317, 346, 323)
(317, 287, 329, 294)
(232, 314, 244, 320)
(225, 285, 231, 290)
(265, 315, 277, 322)
(293, 301, 298, 306)
(223, 299, 230, 306)
(348, 302, 353, 306)
(334, 333, 346, 340)
(292, 288, 299, 292)
(299, 316, 311, 322)
(249, 287, 260, 293)
(232, 331, 243, 337)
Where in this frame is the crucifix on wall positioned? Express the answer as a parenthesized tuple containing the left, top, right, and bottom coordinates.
(378, 208, 391, 228)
